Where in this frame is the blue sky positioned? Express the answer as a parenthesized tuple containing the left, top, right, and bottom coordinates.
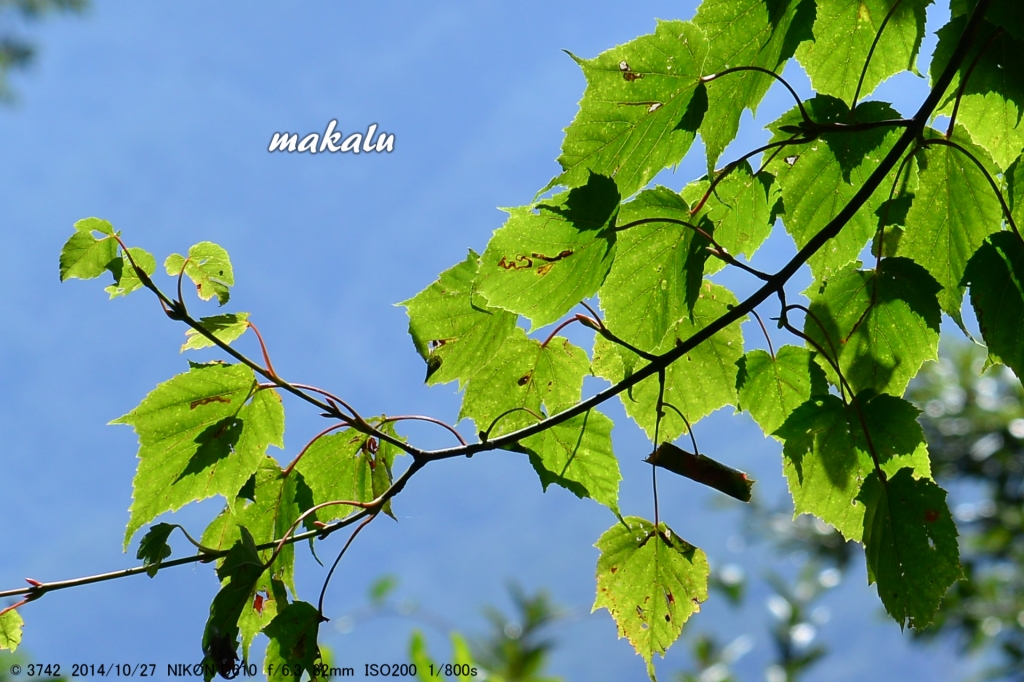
(0, 2, 979, 680)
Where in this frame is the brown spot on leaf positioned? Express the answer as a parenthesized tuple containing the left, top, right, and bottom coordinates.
(497, 255, 534, 270)
(536, 263, 554, 276)
(925, 509, 939, 523)
(517, 371, 533, 386)
(190, 395, 231, 409)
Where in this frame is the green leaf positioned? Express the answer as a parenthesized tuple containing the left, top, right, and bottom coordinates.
(294, 425, 399, 525)
(693, 0, 814, 169)
(201, 528, 266, 681)
(200, 457, 307, 596)
(552, 20, 709, 197)
(521, 409, 621, 511)
(767, 97, 904, 279)
(460, 332, 590, 435)
(476, 174, 619, 329)
(450, 633, 477, 681)
(859, 469, 963, 629)
(410, 631, 438, 682)
(796, 0, 931, 104)
(401, 251, 519, 386)
(182, 313, 251, 352)
(804, 257, 941, 397)
(598, 187, 711, 371)
(594, 282, 744, 442)
(681, 162, 779, 275)
(105, 247, 156, 298)
(964, 232, 1024, 378)
(0, 609, 23, 652)
(645, 442, 754, 502)
(736, 346, 829, 437)
(136, 522, 175, 577)
(264, 601, 325, 681)
(1009, 156, 1024, 231)
(165, 241, 235, 305)
(898, 130, 1004, 323)
(593, 517, 709, 671)
(59, 217, 118, 281)
(775, 392, 932, 541)
(113, 365, 284, 547)
(932, 16, 1024, 171)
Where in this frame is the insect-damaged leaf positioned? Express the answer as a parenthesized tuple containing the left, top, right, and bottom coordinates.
(775, 392, 932, 541)
(264, 601, 326, 681)
(594, 517, 709, 676)
(859, 469, 963, 629)
(113, 364, 285, 547)
(401, 251, 518, 387)
(477, 173, 619, 330)
(59, 217, 118, 282)
(551, 20, 709, 197)
(646, 442, 753, 502)
(964, 232, 1024, 379)
(165, 241, 235, 305)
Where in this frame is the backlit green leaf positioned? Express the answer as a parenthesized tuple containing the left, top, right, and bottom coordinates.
(932, 16, 1024, 171)
(796, 0, 931, 104)
(105, 247, 156, 298)
(767, 97, 904, 279)
(594, 282, 744, 442)
(114, 365, 284, 547)
(0, 609, 23, 652)
(182, 313, 251, 352)
(898, 129, 1004, 323)
(598, 187, 710, 373)
(964, 232, 1024, 378)
(694, 0, 814, 169)
(775, 392, 932, 541)
(460, 332, 590, 436)
(294, 424, 400, 525)
(553, 20, 709, 197)
(521, 409, 621, 511)
(264, 601, 325, 681)
(859, 469, 963, 629)
(594, 517, 709, 671)
(200, 457, 308, 597)
(165, 241, 235, 305)
(804, 258, 941, 397)
(477, 174, 619, 329)
(401, 251, 518, 386)
(682, 162, 779, 275)
(736, 346, 829, 437)
(59, 217, 118, 282)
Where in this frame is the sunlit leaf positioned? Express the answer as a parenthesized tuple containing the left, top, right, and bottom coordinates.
(59, 217, 118, 282)
(859, 469, 963, 629)
(264, 601, 325, 681)
(477, 174, 619, 329)
(182, 313, 251, 352)
(165, 241, 235, 305)
(964, 232, 1024, 378)
(594, 517, 709, 672)
(105, 247, 156, 299)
